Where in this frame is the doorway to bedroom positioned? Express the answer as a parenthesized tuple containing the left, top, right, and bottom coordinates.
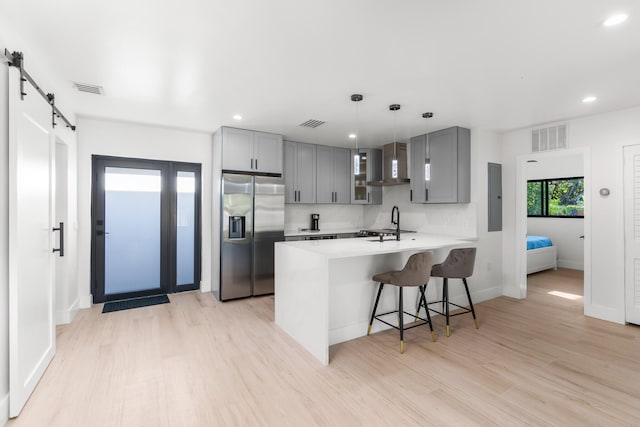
(522, 150, 586, 309)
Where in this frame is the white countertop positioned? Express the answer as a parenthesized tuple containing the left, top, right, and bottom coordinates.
(284, 227, 362, 237)
(276, 233, 475, 259)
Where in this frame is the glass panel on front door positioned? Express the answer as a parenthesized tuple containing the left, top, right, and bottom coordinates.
(176, 171, 196, 286)
(104, 167, 162, 295)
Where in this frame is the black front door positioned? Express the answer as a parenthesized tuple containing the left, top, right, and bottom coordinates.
(91, 156, 201, 303)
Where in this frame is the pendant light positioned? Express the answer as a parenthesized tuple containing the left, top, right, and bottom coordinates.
(423, 112, 433, 181)
(351, 94, 363, 175)
(389, 104, 401, 178)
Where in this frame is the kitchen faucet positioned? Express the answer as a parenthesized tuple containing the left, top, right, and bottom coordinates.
(391, 205, 400, 241)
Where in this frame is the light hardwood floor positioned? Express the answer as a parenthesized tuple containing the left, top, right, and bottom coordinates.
(9, 269, 640, 426)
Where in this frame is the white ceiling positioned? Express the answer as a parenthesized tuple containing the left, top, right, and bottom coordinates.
(1, 0, 639, 147)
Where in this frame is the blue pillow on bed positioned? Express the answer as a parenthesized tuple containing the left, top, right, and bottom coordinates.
(527, 235, 553, 250)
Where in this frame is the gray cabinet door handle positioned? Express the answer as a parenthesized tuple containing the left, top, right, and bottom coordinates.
(255, 158, 258, 170)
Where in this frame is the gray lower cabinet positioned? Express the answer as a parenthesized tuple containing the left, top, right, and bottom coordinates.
(409, 126, 470, 204)
(220, 127, 283, 174)
(284, 141, 316, 204)
(350, 148, 382, 205)
(316, 145, 351, 204)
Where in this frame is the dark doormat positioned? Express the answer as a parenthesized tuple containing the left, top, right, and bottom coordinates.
(102, 294, 170, 313)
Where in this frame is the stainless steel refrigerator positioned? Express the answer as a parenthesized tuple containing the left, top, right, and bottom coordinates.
(219, 173, 284, 301)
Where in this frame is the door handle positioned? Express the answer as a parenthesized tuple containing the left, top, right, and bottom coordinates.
(255, 158, 258, 170)
(410, 189, 412, 201)
(367, 192, 370, 203)
(52, 222, 64, 257)
(425, 189, 429, 201)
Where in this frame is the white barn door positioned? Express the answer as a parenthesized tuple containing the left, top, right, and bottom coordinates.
(8, 66, 56, 417)
(624, 145, 640, 325)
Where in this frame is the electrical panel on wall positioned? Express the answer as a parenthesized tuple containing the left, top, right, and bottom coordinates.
(531, 123, 568, 153)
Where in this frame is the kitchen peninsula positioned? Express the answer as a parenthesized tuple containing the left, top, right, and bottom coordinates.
(274, 234, 474, 365)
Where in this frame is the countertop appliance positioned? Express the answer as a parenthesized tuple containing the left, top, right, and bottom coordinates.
(311, 213, 320, 231)
(219, 173, 284, 301)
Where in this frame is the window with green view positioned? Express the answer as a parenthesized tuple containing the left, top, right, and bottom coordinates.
(527, 177, 584, 218)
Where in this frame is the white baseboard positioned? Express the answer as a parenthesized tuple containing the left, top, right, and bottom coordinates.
(502, 285, 523, 299)
(584, 303, 625, 324)
(1, 393, 9, 427)
(79, 294, 92, 309)
(558, 259, 584, 270)
(199, 280, 211, 293)
(55, 297, 80, 325)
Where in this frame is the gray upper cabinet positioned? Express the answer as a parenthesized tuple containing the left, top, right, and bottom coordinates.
(316, 146, 351, 204)
(409, 126, 470, 204)
(221, 127, 283, 174)
(284, 141, 316, 204)
(350, 148, 382, 205)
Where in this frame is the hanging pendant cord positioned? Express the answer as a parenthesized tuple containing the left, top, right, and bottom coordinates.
(3, 49, 76, 131)
(355, 101, 359, 153)
(393, 110, 397, 159)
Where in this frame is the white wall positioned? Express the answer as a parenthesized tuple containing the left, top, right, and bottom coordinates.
(526, 153, 584, 270)
(364, 129, 504, 305)
(76, 117, 212, 306)
(502, 106, 640, 323)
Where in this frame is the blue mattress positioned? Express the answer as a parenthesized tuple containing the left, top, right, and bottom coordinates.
(527, 235, 553, 250)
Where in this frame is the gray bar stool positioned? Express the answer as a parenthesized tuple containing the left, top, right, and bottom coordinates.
(367, 251, 436, 353)
(417, 247, 478, 337)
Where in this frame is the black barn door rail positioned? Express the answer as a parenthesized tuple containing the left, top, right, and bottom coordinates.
(3, 49, 76, 131)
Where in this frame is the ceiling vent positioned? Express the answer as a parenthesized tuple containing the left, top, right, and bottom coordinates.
(299, 119, 325, 128)
(532, 123, 567, 153)
(73, 82, 104, 95)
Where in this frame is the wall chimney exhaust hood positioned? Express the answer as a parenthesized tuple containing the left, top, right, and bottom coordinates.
(367, 142, 410, 186)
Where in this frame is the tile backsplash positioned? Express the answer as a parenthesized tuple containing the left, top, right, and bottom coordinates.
(364, 185, 477, 237)
(285, 204, 364, 232)
(284, 186, 477, 238)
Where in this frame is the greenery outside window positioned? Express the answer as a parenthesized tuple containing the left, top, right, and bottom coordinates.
(527, 177, 584, 218)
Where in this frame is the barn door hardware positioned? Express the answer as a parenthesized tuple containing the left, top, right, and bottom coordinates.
(3, 49, 76, 131)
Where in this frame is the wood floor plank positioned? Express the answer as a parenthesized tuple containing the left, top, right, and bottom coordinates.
(7, 269, 640, 426)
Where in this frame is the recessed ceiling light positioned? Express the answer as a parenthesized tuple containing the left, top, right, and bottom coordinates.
(582, 96, 597, 103)
(233, 114, 242, 120)
(603, 13, 628, 27)
(348, 133, 357, 139)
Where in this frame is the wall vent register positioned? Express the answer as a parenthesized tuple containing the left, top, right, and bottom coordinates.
(531, 123, 567, 153)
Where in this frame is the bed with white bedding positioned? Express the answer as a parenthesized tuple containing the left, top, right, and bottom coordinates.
(527, 235, 557, 274)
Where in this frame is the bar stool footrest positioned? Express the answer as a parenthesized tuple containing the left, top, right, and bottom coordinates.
(373, 310, 433, 332)
(424, 300, 473, 317)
